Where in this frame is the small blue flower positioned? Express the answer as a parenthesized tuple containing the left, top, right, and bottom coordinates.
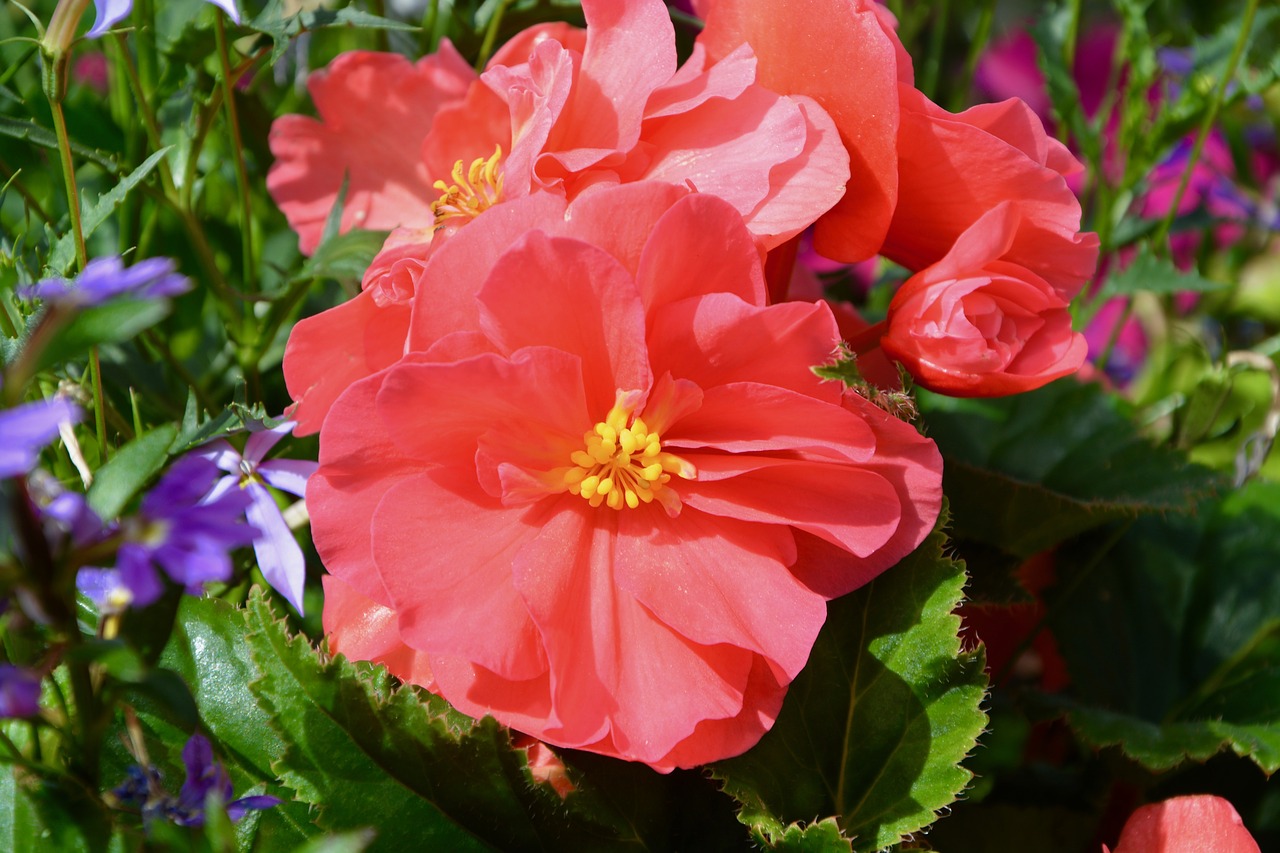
(0, 665, 42, 719)
(87, 0, 241, 39)
(112, 455, 257, 607)
(111, 734, 279, 827)
(0, 396, 80, 479)
(23, 256, 190, 308)
(199, 422, 317, 614)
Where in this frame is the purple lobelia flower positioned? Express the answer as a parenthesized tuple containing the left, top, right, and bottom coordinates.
(0, 396, 80, 478)
(0, 665, 42, 718)
(22, 256, 190, 308)
(198, 422, 317, 615)
(171, 734, 280, 826)
(112, 734, 279, 827)
(112, 455, 257, 607)
(86, 0, 240, 39)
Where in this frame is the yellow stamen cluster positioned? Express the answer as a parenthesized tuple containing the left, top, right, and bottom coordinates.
(564, 398, 694, 510)
(430, 146, 505, 228)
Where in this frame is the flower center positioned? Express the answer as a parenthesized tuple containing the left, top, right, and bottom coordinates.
(563, 396, 694, 511)
(430, 146, 504, 228)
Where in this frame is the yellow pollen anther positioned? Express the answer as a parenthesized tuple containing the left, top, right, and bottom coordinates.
(430, 145, 504, 228)
(563, 394, 695, 511)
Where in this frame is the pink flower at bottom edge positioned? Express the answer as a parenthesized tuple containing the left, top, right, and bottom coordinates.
(309, 182, 942, 770)
(1106, 795, 1261, 853)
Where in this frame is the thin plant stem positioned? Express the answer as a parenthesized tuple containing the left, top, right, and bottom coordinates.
(919, 0, 950, 101)
(957, 0, 997, 108)
(1151, 0, 1259, 253)
(47, 90, 86, 270)
(476, 0, 513, 71)
(215, 15, 256, 293)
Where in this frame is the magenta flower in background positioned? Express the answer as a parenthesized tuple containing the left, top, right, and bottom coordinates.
(112, 455, 256, 608)
(0, 396, 80, 478)
(24, 256, 190, 308)
(0, 665, 41, 719)
(198, 423, 317, 614)
(87, 0, 240, 38)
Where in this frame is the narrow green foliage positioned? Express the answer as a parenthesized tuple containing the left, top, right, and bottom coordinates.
(1097, 244, 1226, 303)
(46, 148, 171, 275)
(711, 518, 987, 852)
(86, 423, 178, 519)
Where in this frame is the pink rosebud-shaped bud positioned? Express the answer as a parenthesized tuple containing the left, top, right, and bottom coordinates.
(881, 202, 1087, 397)
(1106, 795, 1260, 853)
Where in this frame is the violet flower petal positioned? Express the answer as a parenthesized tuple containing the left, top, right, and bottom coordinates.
(242, 422, 294, 465)
(0, 665, 41, 718)
(0, 398, 80, 478)
(245, 482, 307, 615)
(87, 0, 133, 38)
(258, 459, 317, 497)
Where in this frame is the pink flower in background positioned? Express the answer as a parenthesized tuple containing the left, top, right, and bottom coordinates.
(882, 202, 1087, 396)
(309, 183, 942, 769)
(1105, 795, 1260, 853)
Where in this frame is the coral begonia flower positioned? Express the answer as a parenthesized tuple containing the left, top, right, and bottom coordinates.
(310, 183, 942, 769)
(274, 0, 849, 436)
(883, 87, 1100, 299)
(697, 0, 905, 263)
(881, 201, 1087, 397)
(1106, 795, 1261, 853)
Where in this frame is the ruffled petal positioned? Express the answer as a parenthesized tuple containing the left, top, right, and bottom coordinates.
(283, 291, 410, 436)
(267, 47, 475, 254)
(476, 231, 651, 414)
(372, 468, 550, 679)
(321, 575, 435, 689)
(646, 293, 841, 401)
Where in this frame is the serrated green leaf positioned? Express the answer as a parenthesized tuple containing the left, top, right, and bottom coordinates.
(0, 116, 120, 172)
(240, 589, 647, 852)
(1047, 479, 1280, 773)
(87, 423, 178, 519)
(246, 0, 420, 64)
(36, 299, 171, 373)
(711, 519, 988, 852)
(46, 148, 172, 275)
(919, 380, 1224, 557)
(757, 818, 851, 852)
(1097, 244, 1226, 303)
(300, 229, 389, 284)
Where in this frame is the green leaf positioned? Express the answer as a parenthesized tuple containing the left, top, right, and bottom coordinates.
(87, 423, 178, 519)
(241, 589, 649, 852)
(246, 0, 420, 64)
(0, 116, 120, 172)
(919, 379, 1224, 558)
(1096, 244, 1227, 303)
(36, 299, 171, 373)
(760, 819, 851, 852)
(711, 518, 988, 852)
(47, 148, 172, 275)
(1047, 479, 1280, 773)
(300, 229, 390, 284)
(0, 755, 121, 853)
(288, 830, 377, 853)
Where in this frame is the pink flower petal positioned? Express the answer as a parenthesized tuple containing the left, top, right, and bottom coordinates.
(646, 294, 841, 401)
(1111, 795, 1261, 853)
(267, 47, 475, 254)
(321, 575, 436, 689)
(283, 290, 410, 436)
(372, 469, 551, 680)
(476, 231, 652, 414)
(634, 193, 767, 313)
(613, 508, 824, 680)
(510, 505, 757, 762)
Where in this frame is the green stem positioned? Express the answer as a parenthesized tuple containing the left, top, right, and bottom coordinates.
(215, 15, 255, 293)
(919, 0, 950, 102)
(475, 0, 513, 70)
(957, 0, 997, 108)
(47, 84, 86, 270)
(109, 33, 176, 197)
(1151, 0, 1259, 252)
